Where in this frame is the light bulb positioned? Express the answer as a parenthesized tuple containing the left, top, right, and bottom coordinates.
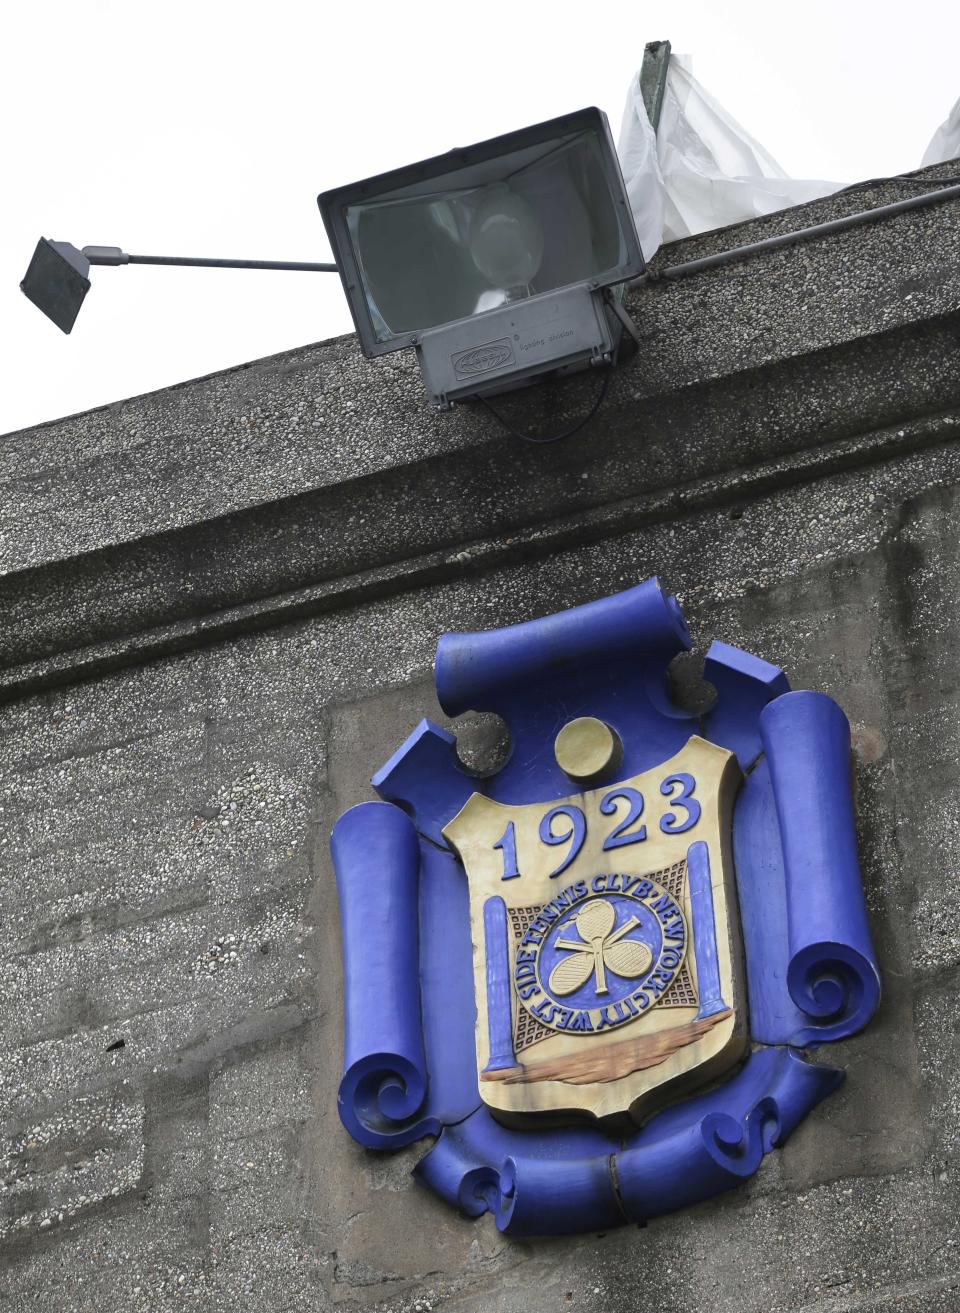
(468, 185, 544, 290)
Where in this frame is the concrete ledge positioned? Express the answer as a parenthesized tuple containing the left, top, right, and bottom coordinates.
(0, 402, 957, 703)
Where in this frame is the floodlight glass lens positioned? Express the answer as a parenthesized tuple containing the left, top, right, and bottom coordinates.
(344, 128, 630, 343)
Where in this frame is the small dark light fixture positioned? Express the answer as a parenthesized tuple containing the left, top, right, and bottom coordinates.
(21, 239, 92, 334)
(20, 239, 338, 334)
(319, 107, 645, 409)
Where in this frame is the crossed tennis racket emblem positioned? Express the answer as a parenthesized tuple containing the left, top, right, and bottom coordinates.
(548, 898, 654, 997)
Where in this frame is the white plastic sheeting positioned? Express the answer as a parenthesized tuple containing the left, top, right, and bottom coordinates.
(618, 54, 839, 259)
(922, 94, 960, 166)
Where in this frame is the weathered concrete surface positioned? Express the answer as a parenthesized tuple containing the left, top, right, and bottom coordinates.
(2, 165, 960, 1311)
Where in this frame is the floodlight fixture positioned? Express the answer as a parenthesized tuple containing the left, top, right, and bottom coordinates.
(20, 238, 338, 334)
(21, 107, 644, 425)
(319, 107, 645, 409)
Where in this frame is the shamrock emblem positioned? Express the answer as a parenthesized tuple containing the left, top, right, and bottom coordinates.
(548, 899, 653, 997)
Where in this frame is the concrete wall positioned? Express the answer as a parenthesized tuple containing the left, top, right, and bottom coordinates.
(2, 163, 960, 1311)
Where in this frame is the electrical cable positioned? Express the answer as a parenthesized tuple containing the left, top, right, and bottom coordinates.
(476, 368, 612, 444)
(629, 176, 960, 289)
(475, 166, 960, 443)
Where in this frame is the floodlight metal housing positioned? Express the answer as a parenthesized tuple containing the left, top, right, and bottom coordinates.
(319, 107, 645, 408)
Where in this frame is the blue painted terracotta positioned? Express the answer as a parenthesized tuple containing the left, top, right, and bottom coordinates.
(330, 577, 880, 1234)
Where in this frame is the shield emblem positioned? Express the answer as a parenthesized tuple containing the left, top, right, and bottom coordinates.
(332, 578, 882, 1234)
(443, 732, 746, 1124)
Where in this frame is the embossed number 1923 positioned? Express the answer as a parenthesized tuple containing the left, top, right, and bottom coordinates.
(493, 772, 700, 880)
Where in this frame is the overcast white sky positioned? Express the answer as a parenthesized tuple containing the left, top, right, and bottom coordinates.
(1, 0, 959, 437)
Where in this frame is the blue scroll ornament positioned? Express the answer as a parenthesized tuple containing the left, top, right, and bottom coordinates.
(330, 577, 880, 1233)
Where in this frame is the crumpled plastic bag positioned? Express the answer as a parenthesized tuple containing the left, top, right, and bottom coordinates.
(618, 54, 838, 259)
(922, 94, 960, 166)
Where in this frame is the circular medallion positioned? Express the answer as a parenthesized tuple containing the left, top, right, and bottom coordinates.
(513, 874, 688, 1035)
(553, 716, 622, 782)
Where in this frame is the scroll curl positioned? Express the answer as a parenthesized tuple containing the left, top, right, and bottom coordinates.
(417, 1048, 840, 1235)
(615, 1046, 840, 1222)
(331, 802, 436, 1148)
(415, 1109, 623, 1236)
(760, 692, 881, 1045)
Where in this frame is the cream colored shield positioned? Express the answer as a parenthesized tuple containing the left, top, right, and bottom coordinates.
(442, 735, 746, 1125)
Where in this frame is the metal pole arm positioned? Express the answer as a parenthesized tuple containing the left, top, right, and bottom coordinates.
(81, 245, 338, 272)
